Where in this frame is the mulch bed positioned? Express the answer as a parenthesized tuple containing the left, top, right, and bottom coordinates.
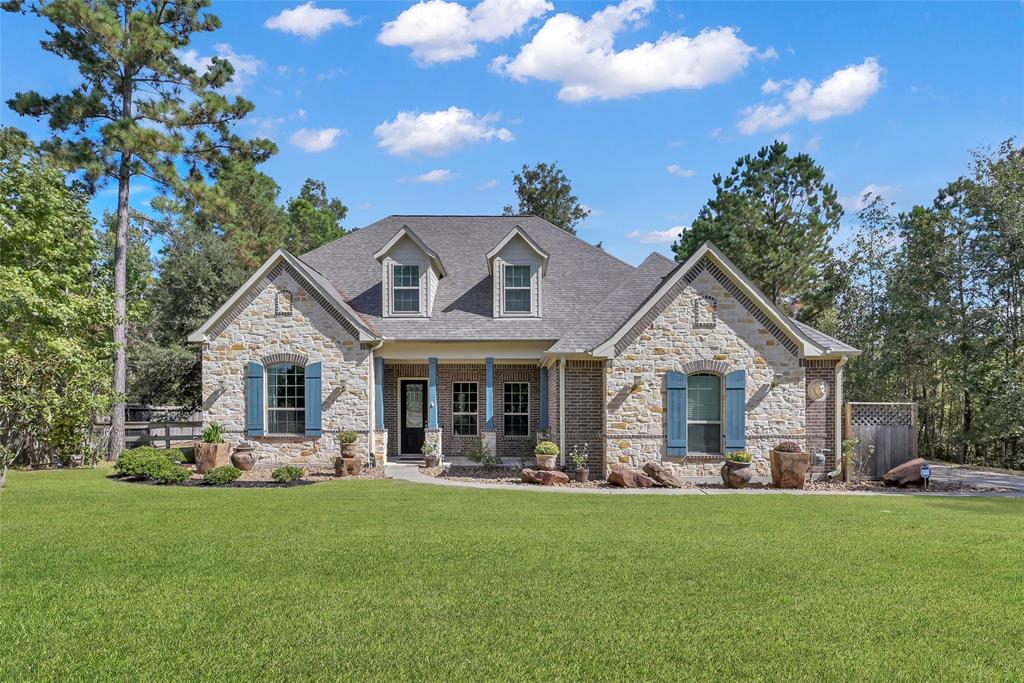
(111, 465, 389, 488)
(420, 466, 1012, 493)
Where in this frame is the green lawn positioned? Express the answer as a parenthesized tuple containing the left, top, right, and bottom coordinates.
(2, 467, 1023, 681)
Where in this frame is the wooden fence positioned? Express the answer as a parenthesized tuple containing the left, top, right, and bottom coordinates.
(844, 402, 918, 480)
(94, 405, 202, 450)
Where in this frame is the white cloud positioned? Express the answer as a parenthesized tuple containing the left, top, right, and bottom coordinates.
(177, 43, 263, 94)
(478, 178, 499, 190)
(379, 0, 552, 65)
(265, 2, 354, 38)
(761, 78, 785, 94)
(290, 127, 343, 152)
(841, 183, 901, 212)
(492, 0, 756, 102)
(625, 226, 683, 245)
(412, 169, 455, 183)
(666, 164, 696, 178)
(374, 106, 513, 156)
(804, 135, 822, 153)
(738, 57, 883, 134)
(757, 47, 779, 61)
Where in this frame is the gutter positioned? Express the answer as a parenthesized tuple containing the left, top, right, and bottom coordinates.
(825, 356, 849, 481)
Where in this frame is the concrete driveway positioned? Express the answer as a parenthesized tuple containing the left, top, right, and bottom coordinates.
(930, 464, 1024, 491)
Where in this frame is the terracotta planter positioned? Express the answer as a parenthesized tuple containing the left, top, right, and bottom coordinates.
(334, 456, 363, 477)
(770, 450, 810, 488)
(536, 454, 557, 471)
(195, 443, 230, 474)
(575, 467, 589, 484)
(230, 448, 257, 471)
(340, 441, 359, 459)
(720, 460, 753, 488)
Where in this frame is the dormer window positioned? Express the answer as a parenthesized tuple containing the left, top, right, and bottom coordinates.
(392, 265, 421, 313)
(504, 265, 532, 313)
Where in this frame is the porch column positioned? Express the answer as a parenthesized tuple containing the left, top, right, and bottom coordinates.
(374, 356, 384, 430)
(485, 357, 494, 431)
(539, 366, 549, 430)
(428, 357, 438, 429)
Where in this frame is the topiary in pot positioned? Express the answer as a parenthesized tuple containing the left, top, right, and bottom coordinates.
(770, 441, 809, 488)
(535, 441, 560, 471)
(570, 443, 590, 483)
(721, 450, 754, 488)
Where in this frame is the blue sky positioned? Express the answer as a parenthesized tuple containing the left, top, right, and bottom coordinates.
(2, 1, 1022, 265)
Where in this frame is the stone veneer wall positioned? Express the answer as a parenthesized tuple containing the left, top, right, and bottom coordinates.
(382, 362, 540, 460)
(203, 269, 371, 465)
(804, 359, 838, 468)
(605, 269, 805, 476)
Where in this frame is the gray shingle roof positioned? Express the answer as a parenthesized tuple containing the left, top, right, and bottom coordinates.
(300, 215, 634, 341)
(789, 319, 860, 354)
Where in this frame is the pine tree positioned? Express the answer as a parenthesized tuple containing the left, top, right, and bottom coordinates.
(4, 0, 274, 459)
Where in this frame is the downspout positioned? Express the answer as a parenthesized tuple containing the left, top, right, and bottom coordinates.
(826, 356, 848, 480)
(368, 340, 384, 465)
(558, 356, 566, 467)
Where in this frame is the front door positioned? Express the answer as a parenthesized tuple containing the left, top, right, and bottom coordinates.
(400, 380, 428, 455)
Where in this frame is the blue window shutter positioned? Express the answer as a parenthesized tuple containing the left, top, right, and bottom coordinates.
(305, 361, 322, 437)
(485, 357, 494, 431)
(374, 357, 385, 430)
(428, 357, 438, 429)
(725, 369, 746, 452)
(246, 362, 264, 437)
(666, 371, 687, 456)
(539, 366, 549, 429)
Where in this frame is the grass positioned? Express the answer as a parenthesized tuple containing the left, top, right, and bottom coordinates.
(2, 467, 1023, 681)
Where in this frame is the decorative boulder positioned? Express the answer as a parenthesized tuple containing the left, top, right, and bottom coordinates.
(521, 468, 569, 486)
(334, 456, 364, 477)
(642, 461, 685, 488)
(883, 457, 927, 487)
(608, 465, 657, 488)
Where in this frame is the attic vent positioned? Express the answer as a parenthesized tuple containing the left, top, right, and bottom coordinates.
(694, 295, 716, 328)
(275, 290, 293, 317)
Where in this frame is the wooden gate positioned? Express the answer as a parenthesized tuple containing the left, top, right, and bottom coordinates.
(844, 402, 918, 480)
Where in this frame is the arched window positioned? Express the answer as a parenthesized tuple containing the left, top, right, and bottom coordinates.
(687, 373, 721, 454)
(267, 363, 305, 434)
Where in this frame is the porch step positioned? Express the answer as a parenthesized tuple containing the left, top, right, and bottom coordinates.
(394, 455, 425, 465)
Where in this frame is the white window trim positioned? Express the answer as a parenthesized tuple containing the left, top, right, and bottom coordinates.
(266, 363, 306, 436)
(452, 381, 479, 436)
(391, 263, 422, 316)
(502, 381, 530, 437)
(501, 264, 533, 316)
(686, 373, 723, 454)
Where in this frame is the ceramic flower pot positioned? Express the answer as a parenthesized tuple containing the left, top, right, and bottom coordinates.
(770, 450, 810, 488)
(575, 467, 589, 484)
(720, 460, 753, 488)
(536, 454, 556, 471)
(230, 448, 257, 471)
(340, 441, 359, 459)
(195, 443, 230, 474)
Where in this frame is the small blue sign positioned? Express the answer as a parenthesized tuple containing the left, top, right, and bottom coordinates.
(920, 463, 931, 479)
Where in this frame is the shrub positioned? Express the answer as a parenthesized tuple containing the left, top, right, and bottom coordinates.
(726, 450, 753, 463)
(203, 466, 241, 485)
(339, 431, 358, 444)
(535, 441, 559, 457)
(271, 465, 304, 483)
(202, 422, 226, 444)
(115, 447, 184, 477)
(569, 443, 589, 468)
(154, 465, 192, 485)
(467, 435, 500, 465)
(774, 441, 802, 453)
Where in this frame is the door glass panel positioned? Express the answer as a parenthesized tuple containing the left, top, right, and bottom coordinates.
(405, 383, 423, 428)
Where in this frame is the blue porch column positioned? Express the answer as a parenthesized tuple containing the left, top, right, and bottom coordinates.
(485, 357, 494, 431)
(428, 357, 438, 429)
(374, 356, 384, 430)
(539, 366, 549, 430)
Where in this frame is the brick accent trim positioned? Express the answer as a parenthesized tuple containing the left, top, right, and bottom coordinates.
(679, 359, 731, 375)
(260, 352, 308, 367)
(614, 255, 799, 357)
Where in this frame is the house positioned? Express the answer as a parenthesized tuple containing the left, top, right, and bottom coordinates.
(188, 215, 859, 477)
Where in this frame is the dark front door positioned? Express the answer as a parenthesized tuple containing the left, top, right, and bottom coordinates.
(400, 380, 428, 455)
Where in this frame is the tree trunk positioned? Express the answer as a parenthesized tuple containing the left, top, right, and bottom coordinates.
(107, 153, 131, 461)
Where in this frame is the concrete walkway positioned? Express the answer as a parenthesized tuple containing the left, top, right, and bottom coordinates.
(385, 464, 1024, 498)
(931, 464, 1024, 491)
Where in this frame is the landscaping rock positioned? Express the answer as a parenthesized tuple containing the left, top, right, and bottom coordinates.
(521, 468, 569, 486)
(642, 461, 685, 488)
(334, 457, 364, 477)
(883, 457, 928, 487)
(608, 465, 657, 488)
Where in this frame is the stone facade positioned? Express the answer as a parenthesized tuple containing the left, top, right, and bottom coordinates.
(605, 269, 806, 476)
(202, 268, 371, 465)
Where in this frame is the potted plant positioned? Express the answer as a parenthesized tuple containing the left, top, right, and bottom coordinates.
(421, 438, 439, 468)
(535, 440, 559, 471)
(335, 431, 363, 476)
(570, 443, 590, 483)
(720, 450, 753, 488)
(230, 441, 257, 471)
(770, 440, 810, 488)
(195, 422, 231, 474)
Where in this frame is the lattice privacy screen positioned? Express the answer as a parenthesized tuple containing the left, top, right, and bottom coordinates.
(850, 403, 914, 427)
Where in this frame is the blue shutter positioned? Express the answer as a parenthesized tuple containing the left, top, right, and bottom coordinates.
(246, 362, 264, 437)
(428, 357, 438, 429)
(374, 357, 385, 430)
(666, 371, 687, 456)
(725, 370, 746, 452)
(485, 357, 494, 431)
(539, 366, 549, 429)
(305, 361, 322, 437)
